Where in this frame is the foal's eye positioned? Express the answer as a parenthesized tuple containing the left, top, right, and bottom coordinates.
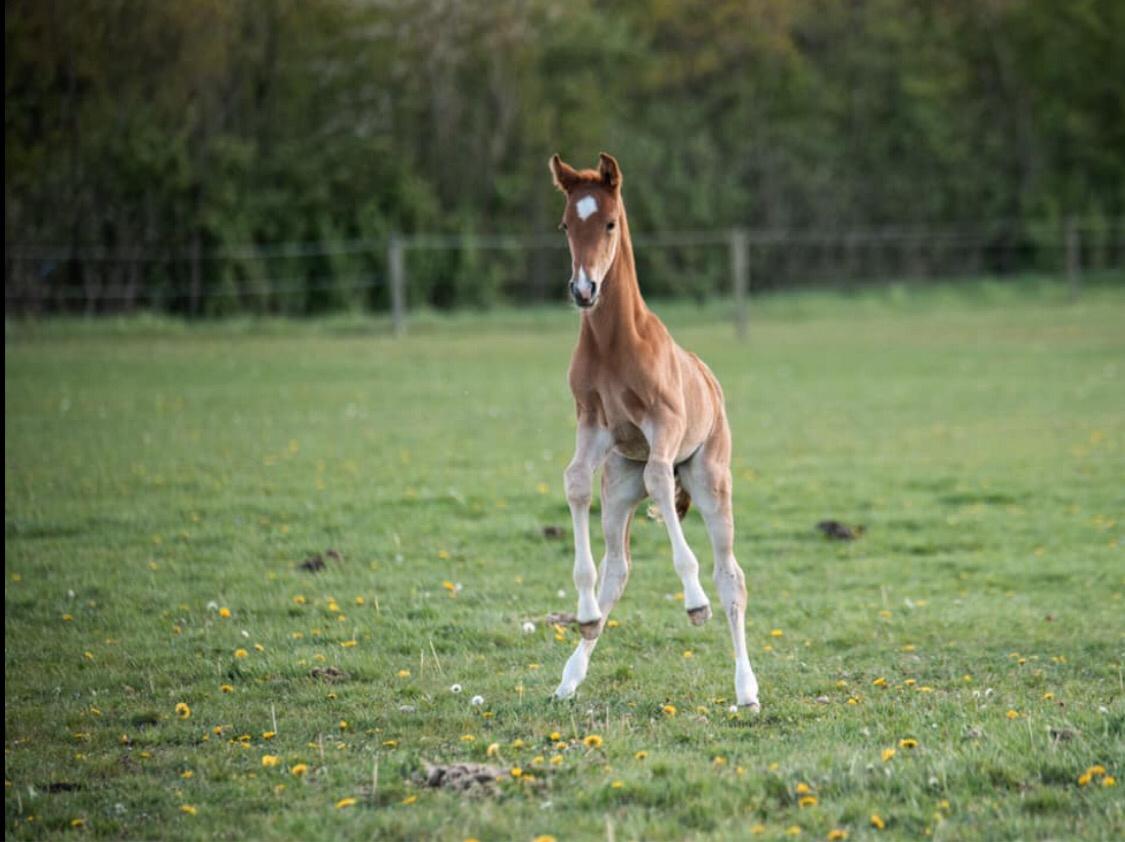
(606, 221, 616, 231)
(558, 222, 567, 231)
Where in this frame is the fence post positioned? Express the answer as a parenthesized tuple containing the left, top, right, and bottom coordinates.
(730, 227, 750, 340)
(1065, 216, 1081, 301)
(388, 233, 406, 336)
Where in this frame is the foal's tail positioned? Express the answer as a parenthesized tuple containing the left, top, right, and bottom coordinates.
(647, 474, 692, 523)
(675, 477, 692, 521)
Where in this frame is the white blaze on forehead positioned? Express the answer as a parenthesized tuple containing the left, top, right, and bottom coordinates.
(575, 195, 598, 221)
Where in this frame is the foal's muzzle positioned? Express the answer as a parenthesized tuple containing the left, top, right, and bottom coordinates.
(570, 280, 598, 308)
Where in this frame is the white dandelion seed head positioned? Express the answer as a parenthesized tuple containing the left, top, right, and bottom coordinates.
(729, 705, 739, 714)
(450, 683, 462, 694)
(241, 629, 250, 638)
(556, 589, 566, 599)
(522, 621, 536, 634)
(206, 600, 219, 611)
(470, 695, 484, 706)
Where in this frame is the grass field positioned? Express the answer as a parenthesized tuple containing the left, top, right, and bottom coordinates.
(5, 279, 1124, 841)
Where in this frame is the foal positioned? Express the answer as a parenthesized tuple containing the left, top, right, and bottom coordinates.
(550, 153, 760, 710)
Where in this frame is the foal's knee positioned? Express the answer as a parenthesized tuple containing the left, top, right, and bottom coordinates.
(714, 559, 746, 606)
(565, 463, 593, 508)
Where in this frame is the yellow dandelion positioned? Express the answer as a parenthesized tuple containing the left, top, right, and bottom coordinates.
(220, 684, 234, 693)
(607, 619, 620, 628)
(610, 780, 624, 789)
(798, 795, 818, 807)
(549, 731, 561, 741)
(635, 750, 648, 760)
(290, 763, 309, 776)
(262, 731, 276, 740)
(511, 738, 526, 748)
(292, 594, 307, 605)
(175, 702, 191, 719)
(1102, 776, 1116, 787)
(254, 643, 265, 652)
(770, 629, 784, 637)
(682, 650, 694, 658)
(383, 739, 398, 748)
(335, 796, 357, 809)
(1086, 765, 1107, 776)
(531, 755, 545, 765)
(510, 767, 523, 778)
(338, 720, 348, 731)
(871, 813, 885, 830)
(713, 756, 727, 766)
(442, 580, 456, 591)
(827, 831, 848, 841)
(62, 614, 74, 622)
(847, 697, 860, 705)
(903, 679, 917, 687)
(219, 607, 231, 618)
(872, 677, 887, 687)
(795, 783, 812, 794)
(180, 804, 198, 816)
(1078, 771, 1093, 786)
(234, 648, 248, 659)
(354, 596, 365, 606)
(397, 669, 410, 678)
(401, 794, 417, 805)
(1006, 709, 1020, 719)
(460, 734, 475, 742)
(486, 743, 500, 758)
(550, 755, 564, 765)
(662, 704, 678, 716)
(899, 738, 918, 749)
(533, 836, 557, 842)
(180, 770, 193, 779)
(882, 748, 896, 762)
(341, 639, 357, 648)
(1043, 692, 1055, 700)
(583, 734, 604, 748)
(786, 826, 803, 837)
(262, 755, 281, 767)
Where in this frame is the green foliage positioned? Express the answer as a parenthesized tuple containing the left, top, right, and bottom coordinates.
(5, 1, 1125, 312)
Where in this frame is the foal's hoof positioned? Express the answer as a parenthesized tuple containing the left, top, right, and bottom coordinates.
(687, 604, 712, 626)
(578, 620, 602, 640)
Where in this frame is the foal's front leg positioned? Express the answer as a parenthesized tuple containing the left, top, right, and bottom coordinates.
(564, 421, 613, 640)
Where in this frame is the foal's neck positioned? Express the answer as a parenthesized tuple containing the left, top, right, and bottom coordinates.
(580, 214, 649, 348)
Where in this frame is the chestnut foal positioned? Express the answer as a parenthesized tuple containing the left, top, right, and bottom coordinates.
(550, 153, 760, 711)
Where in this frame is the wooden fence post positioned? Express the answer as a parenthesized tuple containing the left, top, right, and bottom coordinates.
(389, 234, 406, 336)
(730, 227, 750, 340)
(1065, 216, 1081, 301)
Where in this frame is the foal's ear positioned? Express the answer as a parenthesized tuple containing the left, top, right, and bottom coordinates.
(550, 154, 581, 193)
(598, 153, 622, 191)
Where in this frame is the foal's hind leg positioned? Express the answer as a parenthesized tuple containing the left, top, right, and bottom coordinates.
(679, 428, 760, 710)
(555, 453, 645, 700)
(642, 418, 711, 624)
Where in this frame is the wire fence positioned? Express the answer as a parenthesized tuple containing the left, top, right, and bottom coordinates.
(6, 217, 1123, 335)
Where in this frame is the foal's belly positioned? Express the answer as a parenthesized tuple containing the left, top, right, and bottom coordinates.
(611, 422, 650, 462)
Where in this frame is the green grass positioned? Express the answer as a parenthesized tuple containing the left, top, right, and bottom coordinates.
(5, 278, 1124, 840)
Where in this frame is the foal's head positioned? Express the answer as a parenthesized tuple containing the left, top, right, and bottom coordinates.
(550, 153, 624, 309)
